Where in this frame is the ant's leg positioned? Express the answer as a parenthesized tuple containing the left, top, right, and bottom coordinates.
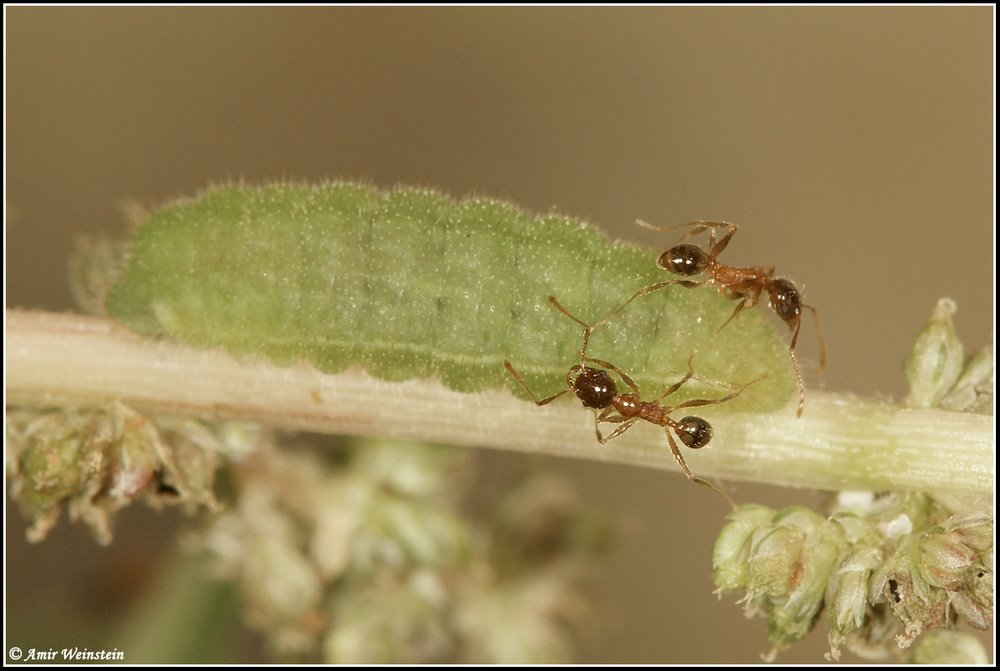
(664, 375, 763, 412)
(586, 280, 694, 334)
(666, 432, 736, 508)
(701, 291, 758, 363)
(595, 415, 639, 443)
(652, 356, 698, 403)
(804, 304, 828, 373)
(691, 221, 739, 258)
(546, 295, 599, 360)
(699, 297, 751, 356)
(714, 295, 752, 337)
(546, 295, 590, 329)
(504, 360, 570, 406)
(650, 345, 744, 408)
(635, 219, 737, 250)
(584, 356, 641, 396)
(641, 220, 740, 254)
(635, 218, 720, 250)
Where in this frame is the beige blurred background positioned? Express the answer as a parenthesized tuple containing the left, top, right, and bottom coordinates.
(6, 7, 993, 663)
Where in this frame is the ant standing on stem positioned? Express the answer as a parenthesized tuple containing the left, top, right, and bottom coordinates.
(599, 220, 826, 418)
(504, 296, 754, 508)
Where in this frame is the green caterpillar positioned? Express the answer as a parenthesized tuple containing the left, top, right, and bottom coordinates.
(105, 183, 794, 410)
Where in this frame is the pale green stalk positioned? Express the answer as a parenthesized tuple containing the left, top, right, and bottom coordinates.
(6, 309, 992, 497)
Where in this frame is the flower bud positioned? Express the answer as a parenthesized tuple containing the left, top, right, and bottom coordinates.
(765, 518, 846, 648)
(825, 546, 882, 660)
(712, 504, 775, 592)
(939, 344, 993, 414)
(906, 630, 989, 664)
(904, 298, 964, 408)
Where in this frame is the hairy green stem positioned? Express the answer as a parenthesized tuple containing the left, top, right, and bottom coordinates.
(6, 309, 993, 496)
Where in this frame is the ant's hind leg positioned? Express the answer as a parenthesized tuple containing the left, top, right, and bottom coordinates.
(666, 432, 736, 509)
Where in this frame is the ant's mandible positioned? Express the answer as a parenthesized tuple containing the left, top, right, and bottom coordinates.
(504, 295, 752, 508)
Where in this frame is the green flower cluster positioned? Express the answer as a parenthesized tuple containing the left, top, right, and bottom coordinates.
(6, 404, 228, 544)
(194, 438, 609, 663)
(712, 494, 992, 661)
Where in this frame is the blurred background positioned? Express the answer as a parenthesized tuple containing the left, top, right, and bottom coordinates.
(6, 7, 993, 663)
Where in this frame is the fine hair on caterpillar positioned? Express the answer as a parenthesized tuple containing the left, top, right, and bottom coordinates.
(104, 182, 794, 412)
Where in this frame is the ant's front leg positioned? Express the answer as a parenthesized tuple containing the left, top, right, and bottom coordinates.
(545, 295, 600, 360)
(503, 360, 570, 406)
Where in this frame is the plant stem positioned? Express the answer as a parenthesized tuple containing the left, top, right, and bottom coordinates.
(6, 310, 993, 496)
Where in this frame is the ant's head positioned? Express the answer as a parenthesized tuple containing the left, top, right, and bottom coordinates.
(658, 244, 709, 276)
(674, 416, 712, 449)
(768, 278, 802, 328)
(571, 366, 617, 409)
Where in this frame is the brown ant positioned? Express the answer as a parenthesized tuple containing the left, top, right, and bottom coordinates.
(504, 296, 754, 508)
(601, 220, 826, 417)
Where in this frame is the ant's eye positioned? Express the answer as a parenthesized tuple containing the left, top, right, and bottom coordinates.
(676, 416, 712, 449)
(658, 244, 708, 276)
(769, 278, 801, 323)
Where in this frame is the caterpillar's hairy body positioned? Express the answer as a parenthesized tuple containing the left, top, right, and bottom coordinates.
(106, 183, 794, 410)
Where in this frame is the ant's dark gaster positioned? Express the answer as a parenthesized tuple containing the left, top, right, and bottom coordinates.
(600, 220, 826, 418)
(504, 296, 753, 508)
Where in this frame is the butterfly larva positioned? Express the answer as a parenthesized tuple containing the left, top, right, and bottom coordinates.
(105, 183, 794, 410)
